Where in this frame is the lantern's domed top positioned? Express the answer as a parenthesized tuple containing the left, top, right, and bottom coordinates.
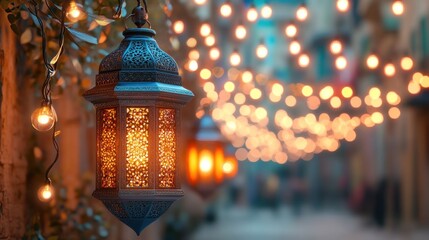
(97, 27, 181, 86)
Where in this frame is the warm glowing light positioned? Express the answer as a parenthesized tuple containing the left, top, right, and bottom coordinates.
(235, 25, 247, 40)
(420, 76, 429, 88)
(194, 0, 207, 5)
(330, 96, 342, 108)
(256, 42, 268, 59)
(261, 4, 273, 19)
(298, 53, 310, 68)
(209, 48, 220, 61)
(224, 81, 235, 92)
(242, 71, 253, 83)
(392, 0, 404, 16)
(247, 5, 259, 22)
(384, 63, 396, 77)
(336, 0, 350, 13)
(31, 105, 57, 131)
(200, 68, 212, 80)
(188, 59, 199, 72)
(301, 85, 313, 97)
(408, 81, 421, 94)
(220, 1, 233, 18)
(199, 151, 213, 173)
(341, 86, 353, 98)
(296, 4, 308, 21)
(250, 88, 262, 100)
(366, 54, 379, 69)
(388, 107, 401, 119)
(173, 20, 185, 34)
(38, 184, 54, 202)
(369, 87, 381, 99)
(223, 161, 234, 174)
(350, 96, 362, 108)
(205, 35, 216, 47)
(320, 86, 334, 100)
(271, 83, 284, 96)
(285, 95, 297, 107)
(386, 91, 401, 105)
(400, 56, 413, 71)
(289, 40, 301, 55)
(230, 51, 241, 66)
(187, 38, 197, 48)
(330, 40, 343, 55)
(188, 50, 200, 60)
(200, 23, 211, 37)
(371, 112, 384, 124)
(335, 56, 348, 70)
(67, 1, 82, 21)
(285, 23, 298, 38)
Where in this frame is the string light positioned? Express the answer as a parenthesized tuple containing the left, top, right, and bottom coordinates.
(209, 47, 221, 61)
(31, 104, 57, 131)
(298, 53, 310, 68)
(261, 3, 273, 19)
(366, 54, 379, 69)
(289, 40, 301, 55)
(392, 0, 404, 16)
(329, 40, 343, 55)
(335, 56, 348, 70)
(256, 40, 268, 59)
(230, 50, 242, 66)
(235, 24, 247, 40)
(285, 23, 298, 38)
(200, 23, 211, 37)
(66, 0, 83, 21)
(37, 183, 54, 202)
(341, 86, 353, 98)
(173, 20, 185, 34)
(384, 63, 396, 77)
(186, 38, 197, 48)
(400, 56, 413, 71)
(320, 86, 334, 100)
(336, 0, 350, 13)
(205, 35, 216, 47)
(242, 71, 253, 83)
(220, 1, 233, 18)
(247, 5, 259, 22)
(188, 59, 199, 72)
(194, 0, 207, 5)
(296, 4, 309, 22)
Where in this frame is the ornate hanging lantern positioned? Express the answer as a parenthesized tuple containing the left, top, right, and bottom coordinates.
(186, 114, 232, 198)
(84, 1, 193, 235)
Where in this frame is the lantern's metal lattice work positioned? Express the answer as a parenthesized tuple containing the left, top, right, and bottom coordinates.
(84, 8, 193, 233)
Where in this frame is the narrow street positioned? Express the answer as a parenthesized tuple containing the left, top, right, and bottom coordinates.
(190, 207, 429, 240)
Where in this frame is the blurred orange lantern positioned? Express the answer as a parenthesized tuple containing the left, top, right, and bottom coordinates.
(186, 114, 231, 198)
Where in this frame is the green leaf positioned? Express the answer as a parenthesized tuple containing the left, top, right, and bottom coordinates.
(66, 27, 98, 45)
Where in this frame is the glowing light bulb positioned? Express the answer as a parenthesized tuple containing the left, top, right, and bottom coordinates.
(209, 47, 221, 60)
(188, 59, 199, 72)
(38, 184, 54, 202)
(173, 20, 185, 34)
(199, 155, 213, 173)
(247, 5, 258, 22)
(31, 104, 57, 132)
(235, 24, 247, 40)
(261, 4, 273, 19)
(336, 0, 350, 13)
(194, 0, 207, 5)
(392, 0, 404, 16)
(220, 1, 233, 18)
(256, 42, 268, 59)
(298, 53, 310, 68)
(400, 56, 413, 71)
(289, 40, 301, 55)
(366, 54, 379, 69)
(330, 40, 343, 55)
(335, 56, 348, 70)
(67, 1, 83, 21)
(200, 23, 211, 37)
(384, 63, 396, 77)
(205, 35, 216, 47)
(223, 161, 234, 174)
(285, 23, 298, 38)
(230, 50, 241, 66)
(296, 4, 308, 22)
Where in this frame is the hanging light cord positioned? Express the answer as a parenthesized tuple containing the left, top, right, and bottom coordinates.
(29, 0, 66, 184)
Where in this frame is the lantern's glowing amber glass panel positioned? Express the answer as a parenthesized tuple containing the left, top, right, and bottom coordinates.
(100, 109, 117, 188)
(126, 108, 150, 188)
(158, 108, 176, 188)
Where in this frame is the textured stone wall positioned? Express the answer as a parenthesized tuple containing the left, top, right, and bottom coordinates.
(0, 10, 29, 239)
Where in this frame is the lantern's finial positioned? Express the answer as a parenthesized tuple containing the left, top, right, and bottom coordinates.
(131, 0, 150, 28)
